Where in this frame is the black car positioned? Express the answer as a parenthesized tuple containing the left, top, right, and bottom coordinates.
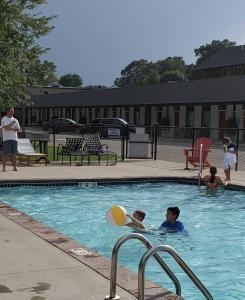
(89, 118, 131, 138)
(90, 118, 128, 127)
(42, 118, 86, 134)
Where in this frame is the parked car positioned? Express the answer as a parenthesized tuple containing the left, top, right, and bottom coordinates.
(42, 118, 86, 134)
(89, 118, 132, 138)
(90, 118, 128, 127)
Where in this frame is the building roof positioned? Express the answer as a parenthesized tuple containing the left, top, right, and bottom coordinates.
(30, 77, 245, 108)
(195, 45, 245, 70)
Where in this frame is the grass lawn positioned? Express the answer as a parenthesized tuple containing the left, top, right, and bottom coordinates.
(43, 145, 119, 164)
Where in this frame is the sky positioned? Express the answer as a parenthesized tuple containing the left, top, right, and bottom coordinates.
(39, 0, 245, 86)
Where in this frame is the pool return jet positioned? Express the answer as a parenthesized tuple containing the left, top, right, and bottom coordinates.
(105, 206, 213, 300)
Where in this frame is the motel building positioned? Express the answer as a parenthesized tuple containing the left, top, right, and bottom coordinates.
(16, 45, 245, 140)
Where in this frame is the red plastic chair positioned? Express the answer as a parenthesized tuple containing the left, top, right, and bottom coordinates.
(184, 137, 212, 169)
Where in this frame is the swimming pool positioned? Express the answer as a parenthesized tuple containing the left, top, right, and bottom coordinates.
(0, 183, 244, 299)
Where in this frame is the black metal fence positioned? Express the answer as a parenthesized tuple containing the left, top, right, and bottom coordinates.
(4, 124, 244, 170)
(156, 126, 245, 171)
(16, 124, 157, 164)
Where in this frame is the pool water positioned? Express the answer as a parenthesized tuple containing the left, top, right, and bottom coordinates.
(1, 183, 245, 300)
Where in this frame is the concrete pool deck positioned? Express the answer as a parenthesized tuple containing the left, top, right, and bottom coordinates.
(0, 160, 245, 187)
(0, 160, 244, 300)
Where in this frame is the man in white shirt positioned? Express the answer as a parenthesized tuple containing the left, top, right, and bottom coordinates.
(1, 107, 21, 172)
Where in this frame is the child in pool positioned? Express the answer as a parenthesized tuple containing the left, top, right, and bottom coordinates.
(126, 210, 145, 230)
(159, 207, 184, 233)
(200, 166, 225, 191)
(222, 137, 237, 182)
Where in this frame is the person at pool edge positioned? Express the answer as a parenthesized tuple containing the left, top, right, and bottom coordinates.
(1, 107, 21, 172)
(159, 207, 184, 233)
(126, 210, 146, 230)
(200, 166, 225, 191)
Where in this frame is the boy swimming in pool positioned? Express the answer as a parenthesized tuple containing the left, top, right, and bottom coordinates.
(159, 207, 184, 233)
(126, 210, 146, 230)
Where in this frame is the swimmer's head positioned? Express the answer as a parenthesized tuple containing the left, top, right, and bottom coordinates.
(223, 137, 231, 145)
(210, 166, 217, 176)
(133, 210, 146, 222)
(166, 207, 180, 223)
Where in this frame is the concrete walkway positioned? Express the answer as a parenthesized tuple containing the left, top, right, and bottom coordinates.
(0, 213, 135, 300)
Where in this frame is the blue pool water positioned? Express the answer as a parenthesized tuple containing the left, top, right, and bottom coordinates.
(0, 183, 245, 299)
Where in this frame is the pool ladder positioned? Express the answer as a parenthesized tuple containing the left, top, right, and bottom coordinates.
(105, 233, 213, 300)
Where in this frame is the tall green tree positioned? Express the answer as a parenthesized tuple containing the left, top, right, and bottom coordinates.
(156, 57, 186, 75)
(0, 0, 55, 107)
(194, 39, 237, 65)
(59, 73, 83, 87)
(160, 70, 186, 83)
(28, 59, 57, 86)
(114, 60, 159, 87)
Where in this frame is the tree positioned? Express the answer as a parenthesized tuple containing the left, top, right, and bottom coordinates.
(114, 59, 159, 87)
(28, 59, 58, 86)
(160, 70, 186, 83)
(194, 39, 237, 65)
(0, 0, 55, 108)
(59, 73, 83, 87)
(143, 69, 160, 85)
(156, 57, 186, 75)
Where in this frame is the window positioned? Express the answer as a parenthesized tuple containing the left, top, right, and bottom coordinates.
(218, 104, 226, 111)
(104, 107, 109, 118)
(201, 105, 211, 127)
(233, 66, 243, 76)
(185, 106, 194, 127)
(174, 105, 180, 112)
(112, 107, 117, 118)
(124, 106, 129, 122)
(95, 108, 100, 119)
(222, 68, 231, 77)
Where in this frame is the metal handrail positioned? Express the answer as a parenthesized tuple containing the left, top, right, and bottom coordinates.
(105, 233, 181, 300)
(198, 143, 203, 187)
(138, 245, 213, 300)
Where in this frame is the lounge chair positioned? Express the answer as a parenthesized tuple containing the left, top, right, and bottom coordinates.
(57, 137, 84, 165)
(18, 138, 48, 165)
(183, 137, 211, 169)
(83, 133, 117, 165)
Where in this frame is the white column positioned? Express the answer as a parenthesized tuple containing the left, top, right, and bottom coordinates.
(179, 105, 186, 127)
(140, 106, 145, 125)
(194, 105, 202, 127)
(210, 105, 219, 140)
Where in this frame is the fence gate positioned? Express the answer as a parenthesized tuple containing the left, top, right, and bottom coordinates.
(125, 126, 156, 159)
